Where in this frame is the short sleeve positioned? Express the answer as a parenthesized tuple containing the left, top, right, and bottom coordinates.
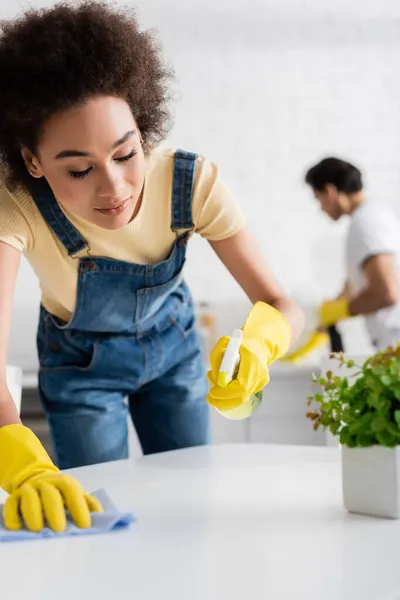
(0, 177, 35, 252)
(351, 208, 399, 268)
(192, 155, 246, 240)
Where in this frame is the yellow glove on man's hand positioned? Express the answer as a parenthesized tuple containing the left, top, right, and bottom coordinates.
(281, 330, 329, 364)
(207, 302, 291, 412)
(0, 424, 102, 532)
(318, 298, 350, 328)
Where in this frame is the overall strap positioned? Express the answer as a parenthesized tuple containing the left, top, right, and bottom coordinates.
(171, 149, 197, 233)
(30, 179, 88, 257)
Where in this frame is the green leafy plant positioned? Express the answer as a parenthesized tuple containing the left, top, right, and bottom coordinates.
(306, 345, 400, 448)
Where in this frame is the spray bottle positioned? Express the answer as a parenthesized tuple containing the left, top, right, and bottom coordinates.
(215, 329, 263, 420)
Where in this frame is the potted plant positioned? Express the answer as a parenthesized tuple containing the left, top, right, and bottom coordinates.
(306, 344, 400, 518)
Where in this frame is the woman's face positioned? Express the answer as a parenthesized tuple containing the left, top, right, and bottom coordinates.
(22, 96, 146, 230)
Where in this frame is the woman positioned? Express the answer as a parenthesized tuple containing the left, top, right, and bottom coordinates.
(0, 2, 303, 533)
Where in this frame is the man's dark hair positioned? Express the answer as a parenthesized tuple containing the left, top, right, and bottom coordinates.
(305, 158, 363, 194)
(0, 1, 173, 190)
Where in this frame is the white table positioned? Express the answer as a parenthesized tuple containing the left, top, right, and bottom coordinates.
(1, 443, 400, 600)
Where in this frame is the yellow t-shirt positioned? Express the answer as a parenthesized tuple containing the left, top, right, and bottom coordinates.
(0, 147, 246, 322)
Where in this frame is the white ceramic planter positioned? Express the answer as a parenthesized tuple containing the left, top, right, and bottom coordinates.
(342, 445, 400, 518)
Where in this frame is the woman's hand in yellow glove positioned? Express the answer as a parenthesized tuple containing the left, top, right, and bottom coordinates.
(207, 335, 270, 411)
(0, 425, 102, 532)
(4, 472, 102, 533)
(207, 302, 292, 412)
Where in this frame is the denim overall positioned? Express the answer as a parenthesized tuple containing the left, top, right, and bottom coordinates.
(33, 150, 210, 469)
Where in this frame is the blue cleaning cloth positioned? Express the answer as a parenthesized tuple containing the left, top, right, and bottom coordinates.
(0, 488, 135, 542)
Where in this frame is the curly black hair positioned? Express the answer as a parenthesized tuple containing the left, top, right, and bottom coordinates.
(0, 1, 173, 189)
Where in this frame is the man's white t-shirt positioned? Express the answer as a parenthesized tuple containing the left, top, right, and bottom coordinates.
(346, 201, 400, 349)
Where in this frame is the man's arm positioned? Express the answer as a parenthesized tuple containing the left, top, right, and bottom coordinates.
(349, 254, 399, 316)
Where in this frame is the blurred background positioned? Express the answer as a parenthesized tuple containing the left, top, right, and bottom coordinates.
(3, 0, 400, 452)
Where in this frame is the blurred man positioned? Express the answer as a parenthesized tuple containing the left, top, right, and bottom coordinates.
(288, 157, 400, 359)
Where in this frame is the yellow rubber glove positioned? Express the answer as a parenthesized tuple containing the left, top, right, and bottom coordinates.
(318, 298, 350, 328)
(207, 302, 292, 412)
(0, 424, 102, 532)
(281, 330, 329, 364)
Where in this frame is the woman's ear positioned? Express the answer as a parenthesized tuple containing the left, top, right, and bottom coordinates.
(21, 147, 43, 178)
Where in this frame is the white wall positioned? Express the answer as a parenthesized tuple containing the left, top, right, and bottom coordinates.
(4, 0, 400, 369)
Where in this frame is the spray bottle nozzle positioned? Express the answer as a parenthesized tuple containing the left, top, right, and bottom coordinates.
(217, 329, 243, 387)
